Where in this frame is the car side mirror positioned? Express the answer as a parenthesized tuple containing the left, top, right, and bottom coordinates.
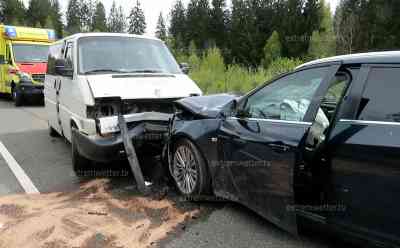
(0, 55, 5, 64)
(179, 63, 190, 74)
(55, 59, 73, 77)
(236, 108, 251, 119)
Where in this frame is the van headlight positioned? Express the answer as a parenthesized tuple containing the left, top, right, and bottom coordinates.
(97, 116, 120, 135)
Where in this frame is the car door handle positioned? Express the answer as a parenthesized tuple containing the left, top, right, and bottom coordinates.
(269, 143, 290, 153)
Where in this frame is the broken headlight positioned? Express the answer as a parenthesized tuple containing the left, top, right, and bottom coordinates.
(97, 116, 120, 135)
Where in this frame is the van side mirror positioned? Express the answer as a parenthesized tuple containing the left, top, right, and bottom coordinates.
(0, 55, 5, 64)
(179, 63, 190, 74)
(55, 59, 73, 77)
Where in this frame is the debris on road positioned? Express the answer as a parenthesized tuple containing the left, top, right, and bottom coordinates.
(0, 179, 199, 248)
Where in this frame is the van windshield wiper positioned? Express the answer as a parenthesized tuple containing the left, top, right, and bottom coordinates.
(84, 69, 126, 74)
(124, 69, 165, 73)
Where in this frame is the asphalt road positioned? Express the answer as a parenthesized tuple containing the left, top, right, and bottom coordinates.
(0, 98, 338, 248)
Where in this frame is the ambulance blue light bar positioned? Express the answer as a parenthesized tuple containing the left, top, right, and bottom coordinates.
(4, 26, 17, 38)
(47, 30, 56, 40)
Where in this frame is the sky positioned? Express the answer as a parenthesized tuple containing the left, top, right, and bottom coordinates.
(24, 0, 340, 36)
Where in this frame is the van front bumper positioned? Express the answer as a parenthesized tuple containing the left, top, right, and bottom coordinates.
(72, 121, 170, 163)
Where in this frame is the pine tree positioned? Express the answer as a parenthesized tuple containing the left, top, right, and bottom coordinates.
(169, 0, 186, 49)
(186, 0, 211, 50)
(308, 0, 335, 59)
(66, 0, 81, 33)
(50, 0, 63, 37)
(108, 1, 126, 33)
(0, 0, 26, 25)
(210, 0, 227, 49)
(155, 12, 166, 41)
(229, 0, 258, 66)
(27, 0, 52, 27)
(116, 5, 126, 32)
(92, 1, 107, 32)
(79, 0, 94, 32)
(262, 31, 282, 68)
(128, 0, 146, 35)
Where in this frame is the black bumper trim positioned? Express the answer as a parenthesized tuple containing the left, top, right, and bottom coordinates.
(72, 122, 169, 163)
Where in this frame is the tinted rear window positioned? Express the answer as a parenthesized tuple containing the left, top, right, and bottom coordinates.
(358, 67, 400, 122)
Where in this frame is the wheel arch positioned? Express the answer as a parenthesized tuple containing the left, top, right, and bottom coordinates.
(169, 132, 213, 180)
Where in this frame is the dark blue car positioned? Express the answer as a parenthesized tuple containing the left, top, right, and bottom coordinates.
(167, 51, 400, 247)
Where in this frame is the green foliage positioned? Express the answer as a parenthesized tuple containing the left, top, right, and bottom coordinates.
(262, 31, 282, 69)
(128, 0, 146, 35)
(176, 47, 301, 95)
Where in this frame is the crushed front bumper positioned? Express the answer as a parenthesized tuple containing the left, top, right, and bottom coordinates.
(73, 112, 172, 163)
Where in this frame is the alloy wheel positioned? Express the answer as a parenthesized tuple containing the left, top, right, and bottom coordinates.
(173, 145, 198, 194)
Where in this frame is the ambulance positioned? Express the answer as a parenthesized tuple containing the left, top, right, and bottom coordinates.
(0, 25, 56, 106)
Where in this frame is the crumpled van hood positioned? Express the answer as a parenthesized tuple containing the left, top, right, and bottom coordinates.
(86, 74, 202, 99)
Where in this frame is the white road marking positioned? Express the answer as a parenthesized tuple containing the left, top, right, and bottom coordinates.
(0, 141, 39, 194)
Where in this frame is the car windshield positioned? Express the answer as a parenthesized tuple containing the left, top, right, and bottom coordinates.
(12, 44, 49, 63)
(78, 36, 182, 75)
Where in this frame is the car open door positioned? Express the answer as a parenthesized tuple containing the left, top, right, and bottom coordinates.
(214, 64, 340, 234)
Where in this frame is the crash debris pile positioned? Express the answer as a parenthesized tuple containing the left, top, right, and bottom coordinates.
(0, 179, 199, 248)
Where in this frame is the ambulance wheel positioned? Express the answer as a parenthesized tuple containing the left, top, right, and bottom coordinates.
(12, 87, 23, 107)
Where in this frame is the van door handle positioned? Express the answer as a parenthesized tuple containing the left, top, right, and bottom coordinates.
(53, 79, 57, 89)
(269, 143, 290, 153)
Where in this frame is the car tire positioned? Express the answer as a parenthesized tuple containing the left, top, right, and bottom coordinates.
(12, 87, 23, 107)
(171, 138, 211, 198)
(71, 127, 91, 176)
(49, 125, 59, 137)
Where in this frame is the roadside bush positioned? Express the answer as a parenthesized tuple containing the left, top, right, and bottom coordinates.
(176, 48, 303, 95)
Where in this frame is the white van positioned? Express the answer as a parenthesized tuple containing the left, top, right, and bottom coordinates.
(44, 33, 202, 172)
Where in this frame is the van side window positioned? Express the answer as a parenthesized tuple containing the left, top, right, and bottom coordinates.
(47, 43, 63, 75)
(65, 43, 73, 68)
(358, 67, 400, 122)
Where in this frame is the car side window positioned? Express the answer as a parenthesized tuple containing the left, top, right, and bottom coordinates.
(358, 67, 400, 122)
(242, 67, 330, 122)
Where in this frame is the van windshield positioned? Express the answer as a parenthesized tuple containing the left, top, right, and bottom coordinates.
(78, 36, 182, 75)
(12, 44, 49, 63)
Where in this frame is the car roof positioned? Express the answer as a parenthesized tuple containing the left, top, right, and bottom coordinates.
(297, 51, 400, 69)
(56, 32, 162, 43)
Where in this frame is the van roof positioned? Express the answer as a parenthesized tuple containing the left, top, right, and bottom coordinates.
(297, 51, 400, 69)
(56, 32, 162, 43)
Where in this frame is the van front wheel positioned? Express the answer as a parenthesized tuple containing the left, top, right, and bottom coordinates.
(71, 127, 91, 176)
